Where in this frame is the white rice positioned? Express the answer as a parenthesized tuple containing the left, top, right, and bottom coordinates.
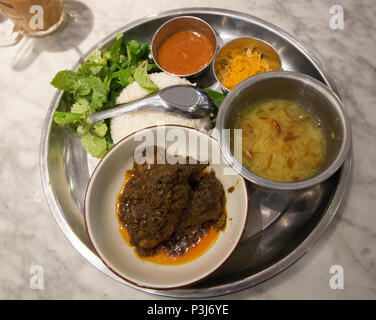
(110, 72, 212, 144)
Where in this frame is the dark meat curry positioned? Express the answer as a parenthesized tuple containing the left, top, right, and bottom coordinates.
(117, 151, 226, 261)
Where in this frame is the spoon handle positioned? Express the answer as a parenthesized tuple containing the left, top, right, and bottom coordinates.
(89, 93, 162, 122)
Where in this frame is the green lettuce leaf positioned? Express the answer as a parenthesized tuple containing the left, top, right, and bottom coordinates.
(134, 63, 158, 92)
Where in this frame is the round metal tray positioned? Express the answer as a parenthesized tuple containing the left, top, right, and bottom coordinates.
(40, 8, 352, 298)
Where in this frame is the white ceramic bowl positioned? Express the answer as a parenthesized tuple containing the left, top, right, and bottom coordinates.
(84, 125, 248, 289)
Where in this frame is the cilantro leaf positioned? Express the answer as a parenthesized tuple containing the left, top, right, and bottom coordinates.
(110, 33, 124, 64)
(139, 43, 151, 60)
(53, 111, 82, 125)
(51, 70, 78, 92)
(126, 40, 141, 67)
(113, 69, 134, 87)
(88, 50, 107, 64)
(77, 125, 89, 135)
(78, 61, 107, 79)
(81, 133, 107, 158)
(71, 97, 90, 114)
(93, 121, 108, 137)
(85, 76, 107, 110)
(147, 62, 161, 73)
(51, 36, 154, 158)
(73, 77, 91, 96)
(106, 78, 125, 108)
(104, 125, 114, 150)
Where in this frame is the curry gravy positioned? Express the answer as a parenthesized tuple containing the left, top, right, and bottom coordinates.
(157, 30, 214, 75)
(117, 222, 219, 265)
(116, 163, 225, 266)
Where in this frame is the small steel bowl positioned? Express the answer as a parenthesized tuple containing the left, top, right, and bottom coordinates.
(214, 71, 352, 190)
(213, 37, 282, 92)
(151, 16, 217, 78)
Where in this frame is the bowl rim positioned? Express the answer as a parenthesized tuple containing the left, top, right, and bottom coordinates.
(151, 15, 217, 78)
(212, 36, 282, 92)
(83, 124, 249, 290)
(215, 71, 352, 190)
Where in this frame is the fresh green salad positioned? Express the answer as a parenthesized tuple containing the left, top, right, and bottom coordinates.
(51, 33, 160, 158)
(51, 33, 225, 158)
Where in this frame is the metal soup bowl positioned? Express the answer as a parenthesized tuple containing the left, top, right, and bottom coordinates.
(151, 16, 217, 78)
(214, 71, 352, 190)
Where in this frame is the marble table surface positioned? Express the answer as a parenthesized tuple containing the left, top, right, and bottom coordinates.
(0, 0, 375, 299)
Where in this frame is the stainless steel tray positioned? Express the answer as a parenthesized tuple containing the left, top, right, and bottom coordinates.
(40, 8, 352, 298)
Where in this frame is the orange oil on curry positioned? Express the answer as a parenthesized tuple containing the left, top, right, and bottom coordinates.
(116, 170, 221, 266)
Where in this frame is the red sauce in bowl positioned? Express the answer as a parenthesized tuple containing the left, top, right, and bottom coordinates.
(157, 30, 215, 75)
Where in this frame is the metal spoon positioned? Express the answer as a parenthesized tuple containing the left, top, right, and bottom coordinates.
(89, 85, 215, 122)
